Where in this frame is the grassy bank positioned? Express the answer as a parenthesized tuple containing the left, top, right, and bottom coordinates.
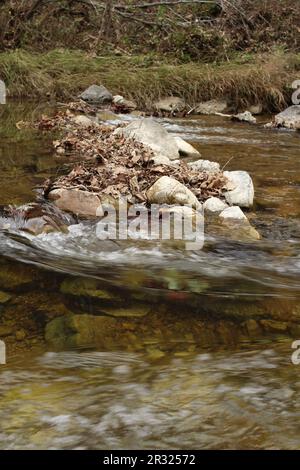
(1, 49, 300, 111)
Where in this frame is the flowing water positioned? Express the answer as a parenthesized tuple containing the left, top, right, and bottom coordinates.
(0, 102, 299, 449)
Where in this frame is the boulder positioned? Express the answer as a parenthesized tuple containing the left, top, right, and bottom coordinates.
(174, 136, 201, 158)
(79, 85, 113, 105)
(188, 159, 220, 173)
(274, 105, 300, 130)
(48, 188, 102, 217)
(194, 99, 228, 115)
(224, 170, 254, 208)
(115, 118, 180, 160)
(232, 111, 256, 124)
(153, 96, 185, 113)
(0, 79, 6, 104)
(203, 197, 228, 213)
(219, 206, 260, 240)
(147, 176, 201, 209)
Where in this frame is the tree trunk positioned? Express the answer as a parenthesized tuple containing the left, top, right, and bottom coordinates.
(100, 0, 114, 41)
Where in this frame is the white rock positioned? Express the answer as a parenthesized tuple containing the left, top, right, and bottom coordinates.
(249, 104, 263, 115)
(203, 197, 228, 213)
(174, 136, 201, 158)
(232, 111, 256, 124)
(147, 176, 201, 209)
(72, 115, 94, 127)
(219, 206, 247, 221)
(188, 159, 220, 173)
(115, 118, 179, 160)
(154, 96, 185, 113)
(194, 99, 228, 115)
(150, 155, 179, 167)
(224, 170, 254, 208)
(274, 105, 300, 130)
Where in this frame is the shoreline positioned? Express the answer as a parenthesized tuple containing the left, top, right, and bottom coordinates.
(0, 49, 299, 112)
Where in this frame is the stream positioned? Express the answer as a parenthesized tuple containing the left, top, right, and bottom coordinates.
(0, 102, 299, 449)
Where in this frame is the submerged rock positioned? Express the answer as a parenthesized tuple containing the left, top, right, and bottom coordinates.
(147, 176, 201, 209)
(115, 118, 180, 160)
(45, 314, 118, 349)
(99, 305, 151, 318)
(188, 159, 220, 173)
(224, 170, 254, 208)
(61, 278, 119, 301)
(79, 85, 113, 105)
(174, 136, 201, 158)
(194, 99, 228, 115)
(273, 105, 300, 130)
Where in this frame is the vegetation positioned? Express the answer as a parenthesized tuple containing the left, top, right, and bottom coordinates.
(1, 48, 299, 111)
(0, 1, 299, 110)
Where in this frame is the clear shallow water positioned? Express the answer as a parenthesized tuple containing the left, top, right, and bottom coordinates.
(0, 103, 299, 449)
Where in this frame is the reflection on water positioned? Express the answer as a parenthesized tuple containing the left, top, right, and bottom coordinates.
(0, 341, 299, 450)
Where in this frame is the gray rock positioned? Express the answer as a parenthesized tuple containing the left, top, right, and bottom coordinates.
(174, 136, 201, 158)
(188, 159, 220, 173)
(224, 170, 254, 208)
(154, 96, 185, 113)
(79, 85, 113, 105)
(113, 95, 137, 110)
(194, 99, 228, 115)
(115, 118, 180, 160)
(203, 197, 228, 213)
(147, 176, 201, 209)
(274, 105, 300, 130)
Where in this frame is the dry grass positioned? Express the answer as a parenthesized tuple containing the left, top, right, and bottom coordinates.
(0, 49, 299, 112)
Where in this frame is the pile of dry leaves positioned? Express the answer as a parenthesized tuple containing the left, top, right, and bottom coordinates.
(38, 111, 226, 205)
